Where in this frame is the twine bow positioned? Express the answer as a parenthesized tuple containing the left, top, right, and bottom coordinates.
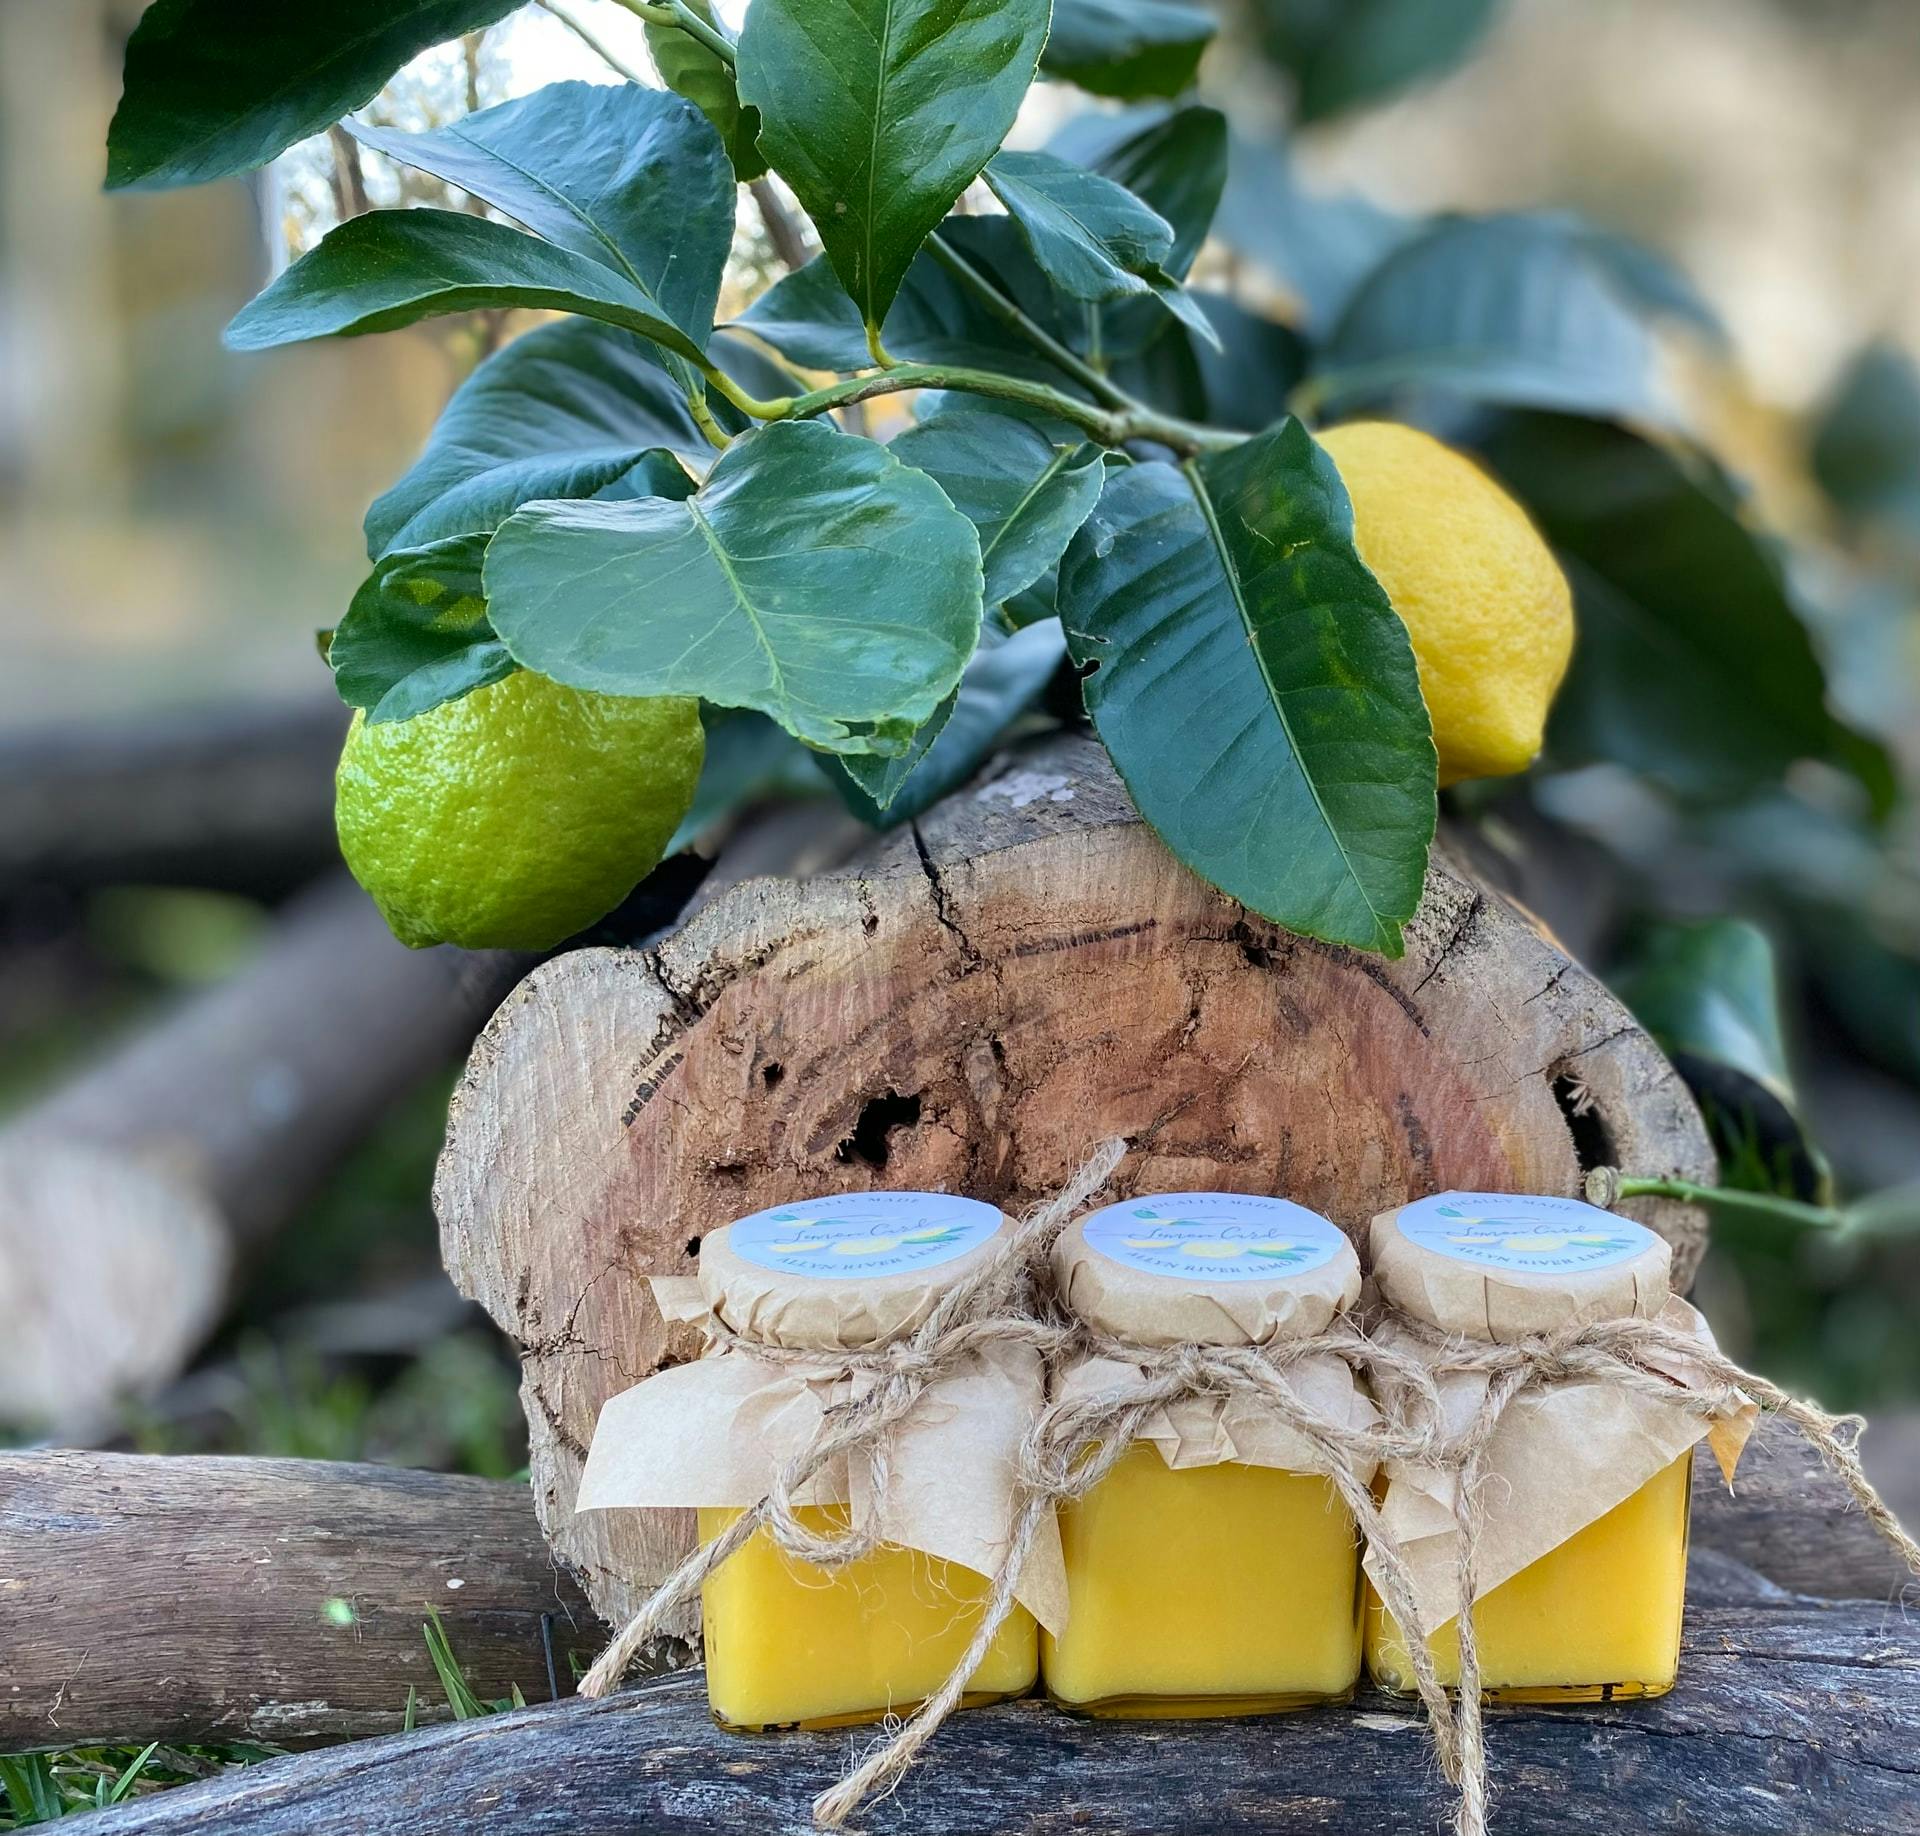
(1371, 1307, 1920, 1836)
(581, 1148, 1920, 1836)
(815, 1316, 1459, 1824)
(575, 1139, 1129, 1718)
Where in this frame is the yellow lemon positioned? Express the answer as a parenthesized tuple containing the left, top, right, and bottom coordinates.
(830, 1237, 902, 1256)
(335, 670, 703, 951)
(1180, 1242, 1243, 1259)
(1319, 421, 1574, 785)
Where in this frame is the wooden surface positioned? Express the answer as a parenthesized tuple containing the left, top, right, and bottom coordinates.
(0, 698, 346, 897)
(47, 1463, 1920, 1835)
(0, 1452, 597, 1751)
(0, 876, 526, 1430)
(436, 733, 1717, 1631)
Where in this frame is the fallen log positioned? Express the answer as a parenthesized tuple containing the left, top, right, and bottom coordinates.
(0, 874, 528, 1431)
(436, 732, 1716, 1630)
(0, 699, 347, 897)
(0, 1434, 1907, 1764)
(0, 1451, 596, 1751)
(46, 1530, 1920, 1835)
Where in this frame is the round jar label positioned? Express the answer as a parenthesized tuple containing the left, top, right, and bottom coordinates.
(724, 1192, 1002, 1280)
(1081, 1192, 1347, 1283)
(1394, 1192, 1658, 1273)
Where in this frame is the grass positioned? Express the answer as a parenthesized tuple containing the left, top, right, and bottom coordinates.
(0, 1616, 529, 1827)
(0, 1744, 278, 1829)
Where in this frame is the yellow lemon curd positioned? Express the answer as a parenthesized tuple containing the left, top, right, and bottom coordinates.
(1365, 1453, 1693, 1701)
(697, 1504, 1037, 1730)
(1043, 1444, 1364, 1717)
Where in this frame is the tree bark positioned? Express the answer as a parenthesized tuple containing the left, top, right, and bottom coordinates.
(0, 1451, 596, 1752)
(0, 1437, 1905, 1764)
(0, 700, 346, 897)
(45, 1516, 1920, 1835)
(0, 876, 526, 1430)
(435, 734, 1716, 1633)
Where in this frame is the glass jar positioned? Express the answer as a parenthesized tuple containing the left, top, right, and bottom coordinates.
(577, 1190, 1062, 1731)
(1041, 1191, 1372, 1717)
(1363, 1190, 1711, 1702)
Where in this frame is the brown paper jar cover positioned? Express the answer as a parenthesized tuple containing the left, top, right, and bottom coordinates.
(1053, 1191, 1361, 1347)
(1368, 1190, 1671, 1343)
(696, 1190, 1010, 1350)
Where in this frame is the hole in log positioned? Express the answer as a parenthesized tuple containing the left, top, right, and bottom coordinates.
(1551, 1071, 1616, 1173)
(685, 1235, 702, 1260)
(761, 1061, 785, 1089)
(836, 1089, 922, 1170)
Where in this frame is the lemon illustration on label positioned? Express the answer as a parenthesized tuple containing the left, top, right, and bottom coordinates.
(1087, 1194, 1348, 1284)
(1447, 1230, 1629, 1254)
(1403, 1194, 1658, 1273)
(728, 1193, 1003, 1281)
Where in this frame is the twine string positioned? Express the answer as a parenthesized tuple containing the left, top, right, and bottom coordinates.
(582, 1146, 1920, 1836)
(1379, 1307, 1920, 1836)
(578, 1139, 1129, 1703)
(817, 1318, 1462, 1824)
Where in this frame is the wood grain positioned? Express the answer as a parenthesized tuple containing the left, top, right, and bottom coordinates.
(436, 734, 1717, 1630)
(51, 1566, 1920, 1836)
(0, 1451, 596, 1751)
(0, 876, 528, 1430)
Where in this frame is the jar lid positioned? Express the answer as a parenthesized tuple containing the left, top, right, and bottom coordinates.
(696, 1190, 1009, 1350)
(1053, 1192, 1361, 1347)
(1369, 1190, 1671, 1342)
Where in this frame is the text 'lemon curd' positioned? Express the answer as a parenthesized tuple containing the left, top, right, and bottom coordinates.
(575, 1190, 1067, 1730)
(1043, 1191, 1374, 1717)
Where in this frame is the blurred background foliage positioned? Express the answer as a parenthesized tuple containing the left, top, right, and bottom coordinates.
(3, 0, 1919, 1598)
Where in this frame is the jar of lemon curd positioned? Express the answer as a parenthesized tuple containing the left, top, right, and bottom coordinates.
(1362, 1191, 1752, 1702)
(576, 1190, 1067, 1730)
(1041, 1191, 1377, 1717)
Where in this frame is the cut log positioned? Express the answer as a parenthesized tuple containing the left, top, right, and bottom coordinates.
(436, 733, 1715, 1631)
(0, 875, 528, 1431)
(0, 1451, 596, 1752)
(0, 1437, 1906, 1769)
(0, 700, 347, 897)
(46, 1512, 1920, 1835)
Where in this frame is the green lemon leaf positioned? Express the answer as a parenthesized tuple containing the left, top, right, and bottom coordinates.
(366, 320, 716, 555)
(984, 151, 1177, 300)
(736, 242, 1075, 383)
(1059, 420, 1436, 954)
(825, 620, 1068, 823)
(1042, 0, 1215, 99)
(1251, 0, 1502, 124)
(485, 420, 983, 756)
(331, 534, 516, 725)
(1312, 214, 1665, 421)
(106, 0, 522, 190)
(1107, 291, 1309, 431)
(1477, 414, 1848, 800)
(982, 150, 1215, 349)
(1051, 105, 1227, 278)
(644, 0, 766, 180)
(1215, 129, 1413, 331)
(736, 0, 1050, 336)
(346, 84, 734, 347)
(1613, 918, 1828, 1204)
(224, 209, 708, 362)
(890, 413, 1106, 604)
(669, 711, 825, 855)
(1811, 342, 1920, 538)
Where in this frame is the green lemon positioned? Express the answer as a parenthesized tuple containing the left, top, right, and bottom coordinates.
(336, 669, 704, 951)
